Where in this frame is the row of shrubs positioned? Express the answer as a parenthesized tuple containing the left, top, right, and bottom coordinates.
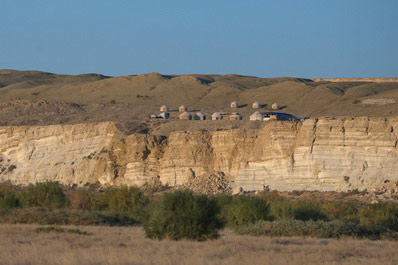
(235, 220, 398, 240)
(1, 181, 398, 240)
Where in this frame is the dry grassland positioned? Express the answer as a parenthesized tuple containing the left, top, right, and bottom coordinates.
(0, 224, 397, 265)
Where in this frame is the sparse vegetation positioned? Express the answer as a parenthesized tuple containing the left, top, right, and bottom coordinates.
(235, 220, 398, 240)
(0, 208, 137, 226)
(34, 225, 90, 235)
(1, 181, 398, 241)
(3, 225, 398, 265)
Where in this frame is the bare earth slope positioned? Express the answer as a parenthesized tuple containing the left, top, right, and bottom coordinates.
(1, 70, 398, 134)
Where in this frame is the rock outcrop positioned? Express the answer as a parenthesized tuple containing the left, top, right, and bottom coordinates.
(1, 117, 398, 192)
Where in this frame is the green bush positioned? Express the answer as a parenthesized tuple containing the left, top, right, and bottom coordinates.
(235, 220, 398, 240)
(269, 199, 294, 220)
(0, 208, 137, 226)
(0, 182, 20, 210)
(223, 195, 271, 227)
(358, 203, 398, 231)
(144, 190, 222, 241)
(321, 201, 358, 223)
(213, 194, 233, 225)
(18, 182, 68, 209)
(0, 193, 20, 210)
(291, 200, 328, 221)
(92, 186, 149, 222)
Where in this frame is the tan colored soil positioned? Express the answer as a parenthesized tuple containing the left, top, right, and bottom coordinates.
(2, 70, 398, 135)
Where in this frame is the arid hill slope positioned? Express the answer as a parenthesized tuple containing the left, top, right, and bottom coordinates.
(1, 70, 398, 134)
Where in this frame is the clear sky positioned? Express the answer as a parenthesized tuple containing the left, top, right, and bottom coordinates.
(1, 0, 397, 77)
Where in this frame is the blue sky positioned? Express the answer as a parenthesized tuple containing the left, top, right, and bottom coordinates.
(1, 0, 397, 77)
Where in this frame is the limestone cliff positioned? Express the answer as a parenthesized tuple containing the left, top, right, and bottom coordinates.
(1, 117, 398, 191)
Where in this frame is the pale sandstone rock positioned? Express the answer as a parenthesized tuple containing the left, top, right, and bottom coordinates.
(1, 117, 398, 192)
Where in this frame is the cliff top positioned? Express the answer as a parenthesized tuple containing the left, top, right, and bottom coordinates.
(1, 70, 398, 134)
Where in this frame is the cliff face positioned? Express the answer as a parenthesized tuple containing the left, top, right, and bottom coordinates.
(1, 117, 398, 191)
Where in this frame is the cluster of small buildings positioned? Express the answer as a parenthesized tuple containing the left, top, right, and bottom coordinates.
(151, 101, 299, 121)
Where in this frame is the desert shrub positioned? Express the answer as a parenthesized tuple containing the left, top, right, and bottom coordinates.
(17, 182, 68, 209)
(291, 200, 328, 221)
(0, 193, 20, 210)
(67, 189, 94, 210)
(213, 194, 233, 224)
(223, 195, 271, 227)
(0, 182, 20, 209)
(92, 186, 149, 222)
(358, 203, 398, 231)
(144, 190, 222, 241)
(269, 199, 294, 220)
(235, 220, 398, 240)
(0, 208, 137, 226)
(321, 201, 358, 223)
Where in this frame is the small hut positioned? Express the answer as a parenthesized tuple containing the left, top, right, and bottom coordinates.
(250, 111, 263, 121)
(179, 112, 191, 120)
(160, 105, 169, 112)
(252, 101, 260, 109)
(159, 112, 169, 119)
(211, 112, 223, 120)
(179, 105, 188, 112)
(194, 112, 206, 120)
(230, 101, 238, 108)
(229, 113, 242, 120)
(271, 103, 280, 110)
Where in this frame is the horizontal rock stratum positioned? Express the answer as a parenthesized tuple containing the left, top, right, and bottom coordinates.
(1, 117, 398, 191)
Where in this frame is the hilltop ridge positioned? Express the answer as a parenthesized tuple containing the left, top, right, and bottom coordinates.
(1, 70, 398, 134)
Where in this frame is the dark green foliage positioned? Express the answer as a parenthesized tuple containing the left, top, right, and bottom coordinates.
(92, 186, 149, 222)
(0, 208, 138, 226)
(358, 203, 398, 231)
(18, 182, 68, 209)
(291, 200, 328, 221)
(223, 195, 271, 227)
(144, 190, 222, 241)
(269, 199, 294, 220)
(0, 194, 20, 210)
(213, 194, 233, 225)
(2, 181, 398, 241)
(0, 182, 20, 210)
(235, 220, 398, 240)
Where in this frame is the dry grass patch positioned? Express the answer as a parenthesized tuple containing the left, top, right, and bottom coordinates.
(1, 224, 398, 265)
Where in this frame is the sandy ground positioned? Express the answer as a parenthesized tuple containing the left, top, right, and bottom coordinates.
(0, 224, 398, 265)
